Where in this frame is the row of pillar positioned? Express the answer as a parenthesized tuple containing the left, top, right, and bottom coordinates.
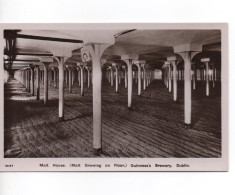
(105, 64, 153, 95)
(163, 62, 221, 100)
(15, 64, 92, 104)
(13, 42, 221, 155)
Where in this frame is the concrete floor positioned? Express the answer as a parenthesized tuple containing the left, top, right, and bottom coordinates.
(4, 77, 221, 158)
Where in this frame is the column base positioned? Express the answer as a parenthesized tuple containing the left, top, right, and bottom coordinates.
(184, 123, 192, 129)
(59, 117, 64, 122)
(93, 148, 102, 156)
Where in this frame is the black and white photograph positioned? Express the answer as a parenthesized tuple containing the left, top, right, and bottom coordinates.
(0, 23, 228, 171)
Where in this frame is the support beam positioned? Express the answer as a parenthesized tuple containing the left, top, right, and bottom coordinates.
(30, 66, 35, 96)
(72, 69, 75, 86)
(175, 43, 202, 128)
(110, 67, 114, 87)
(201, 58, 210, 96)
(123, 66, 127, 89)
(80, 66, 84, 96)
(137, 65, 142, 95)
(81, 43, 111, 155)
(53, 68, 57, 88)
(142, 66, 146, 90)
(192, 63, 196, 90)
(175, 46, 201, 128)
(183, 53, 192, 127)
(36, 66, 40, 101)
(43, 63, 49, 104)
(118, 69, 121, 84)
(167, 56, 177, 101)
(28, 69, 31, 93)
(113, 63, 119, 93)
(134, 60, 145, 96)
(86, 67, 91, 89)
(54, 57, 68, 122)
(124, 59, 134, 108)
(77, 67, 81, 86)
(168, 64, 172, 92)
(68, 67, 72, 93)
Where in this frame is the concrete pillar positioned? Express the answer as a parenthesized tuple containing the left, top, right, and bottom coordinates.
(183, 53, 192, 127)
(212, 65, 215, 88)
(146, 69, 149, 87)
(54, 57, 67, 122)
(72, 69, 75, 86)
(36, 66, 40, 101)
(92, 55, 102, 154)
(175, 44, 201, 128)
(30, 66, 35, 96)
(201, 58, 210, 96)
(168, 64, 172, 92)
(27, 69, 31, 93)
(113, 64, 119, 93)
(168, 57, 177, 101)
(137, 64, 142, 95)
(54, 68, 57, 88)
(108, 69, 111, 83)
(22, 70, 25, 86)
(135, 70, 138, 84)
(25, 69, 28, 91)
(81, 44, 111, 155)
(68, 67, 72, 93)
(40, 70, 43, 83)
(142, 66, 146, 90)
(123, 66, 127, 89)
(192, 63, 196, 90)
(118, 69, 121, 84)
(48, 70, 51, 87)
(110, 68, 114, 87)
(87, 67, 91, 89)
(166, 68, 169, 88)
(127, 60, 133, 108)
(164, 68, 167, 86)
(65, 69, 68, 86)
(43, 63, 49, 104)
(25, 69, 28, 90)
(77, 68, 81, 87)
(80, 66, 84, 96)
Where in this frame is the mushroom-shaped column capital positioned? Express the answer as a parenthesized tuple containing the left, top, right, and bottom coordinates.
(85, 65, 91, 71)
(77, 62, 87, 69)
(81, 43, 111, 64)
(122, 65, 127, 70)
(133, 60, 145, 68)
